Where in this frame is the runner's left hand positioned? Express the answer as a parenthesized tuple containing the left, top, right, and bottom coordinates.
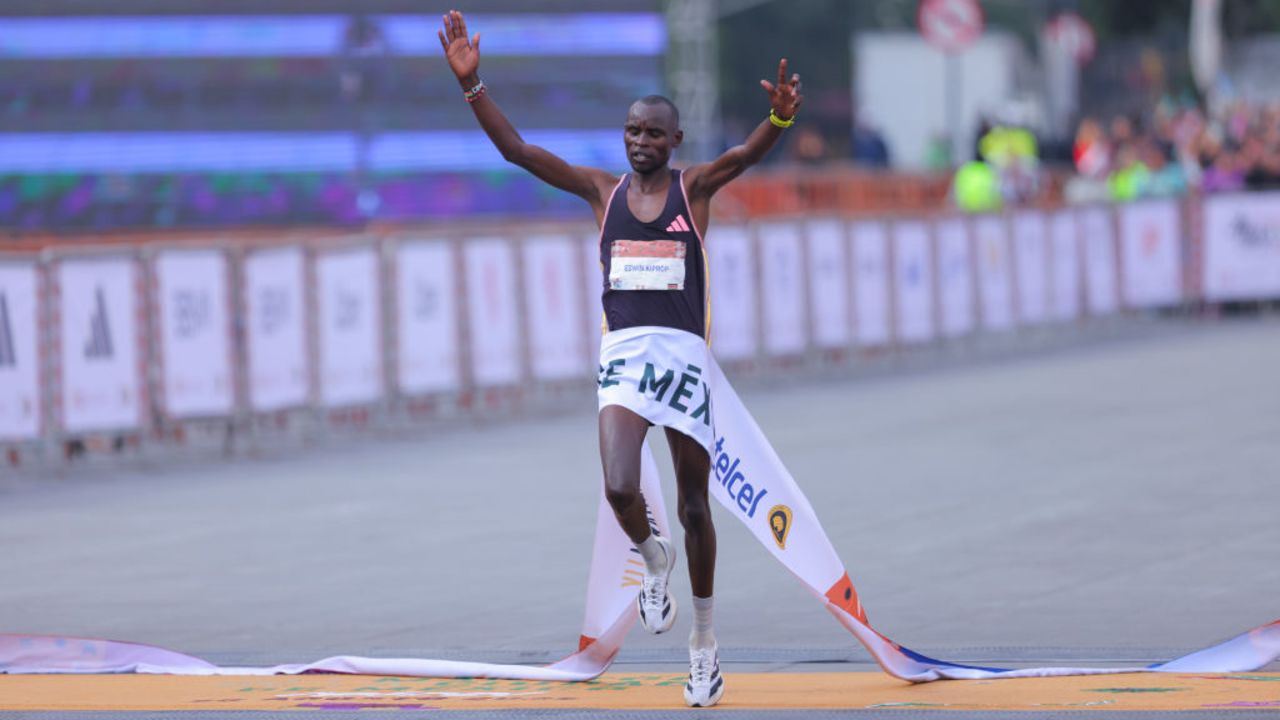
(760, 58, 802, 121)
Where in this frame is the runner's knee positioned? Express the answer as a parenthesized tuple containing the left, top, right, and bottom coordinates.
(678, 494, 712, 531)
(604, 473, 642, 513)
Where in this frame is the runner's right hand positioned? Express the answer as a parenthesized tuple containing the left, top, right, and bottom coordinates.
(438, 9, 480, 83)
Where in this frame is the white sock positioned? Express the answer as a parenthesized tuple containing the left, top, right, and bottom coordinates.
(636, 534, 666, 576)
(689, 595, 716, 650)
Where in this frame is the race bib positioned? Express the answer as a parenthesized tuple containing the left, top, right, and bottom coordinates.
(609, 240, 686, 291)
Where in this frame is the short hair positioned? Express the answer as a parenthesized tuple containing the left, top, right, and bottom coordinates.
(633, 95, 680, 128)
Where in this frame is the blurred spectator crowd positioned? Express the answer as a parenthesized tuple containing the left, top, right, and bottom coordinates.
(1067, 98, 1280, 203)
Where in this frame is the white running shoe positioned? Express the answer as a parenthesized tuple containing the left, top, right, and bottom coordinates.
(636, 535, 677, 634)
(684, 644, 724, 708)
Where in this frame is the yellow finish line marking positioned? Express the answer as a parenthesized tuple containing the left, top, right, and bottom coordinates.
(1, 672, 1278, 711)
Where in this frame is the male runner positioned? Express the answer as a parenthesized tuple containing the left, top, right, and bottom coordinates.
(439, 10, 801, 707)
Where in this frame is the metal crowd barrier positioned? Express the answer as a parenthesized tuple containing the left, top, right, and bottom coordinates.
(1, 191, 1277, 467)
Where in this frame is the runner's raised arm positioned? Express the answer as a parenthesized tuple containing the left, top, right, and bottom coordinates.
(438, 10, 615, 216)
(684, 58, 803, 202)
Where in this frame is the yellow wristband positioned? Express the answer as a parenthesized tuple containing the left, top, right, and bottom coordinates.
(769, 110, 796, 129)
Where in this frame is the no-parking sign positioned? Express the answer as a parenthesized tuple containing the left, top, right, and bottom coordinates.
(918, 0, 984, 54)
(1045, 12, 1096, 65)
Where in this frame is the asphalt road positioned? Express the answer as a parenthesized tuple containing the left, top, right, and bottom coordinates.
(2, 318, 1277, 672)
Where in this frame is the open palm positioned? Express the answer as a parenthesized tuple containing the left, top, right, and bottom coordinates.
(438, 10, 480, 81)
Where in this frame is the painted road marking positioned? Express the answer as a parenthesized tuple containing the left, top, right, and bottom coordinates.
(0, 672, 1278, 711)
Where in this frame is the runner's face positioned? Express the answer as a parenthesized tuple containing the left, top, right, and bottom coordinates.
(624, 103, 682, 174)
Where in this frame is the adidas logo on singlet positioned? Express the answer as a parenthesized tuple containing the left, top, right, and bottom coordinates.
(665, 215, 691, 234)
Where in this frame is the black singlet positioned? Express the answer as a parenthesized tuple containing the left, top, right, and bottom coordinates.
(599, 169, 708, 338)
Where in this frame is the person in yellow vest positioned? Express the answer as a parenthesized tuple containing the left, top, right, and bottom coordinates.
(953, 159, 1002, 213)
(979, 124, 1040, 204)
(1106, 143, 1150, 202)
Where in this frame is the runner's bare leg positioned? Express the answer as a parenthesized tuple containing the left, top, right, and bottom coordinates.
(666, 427, 715, 598)
(599, 405, 654, 544)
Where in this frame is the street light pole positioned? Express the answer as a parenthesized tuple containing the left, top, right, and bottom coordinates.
(667, 0, 720, 162)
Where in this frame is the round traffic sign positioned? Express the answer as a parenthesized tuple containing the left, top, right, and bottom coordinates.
(1045, 12, 1096, 64)
(918, 0, 985, 54)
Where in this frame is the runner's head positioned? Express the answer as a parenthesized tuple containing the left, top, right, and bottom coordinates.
(625, 95, 683, 174)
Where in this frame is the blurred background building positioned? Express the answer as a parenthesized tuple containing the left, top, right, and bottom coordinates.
(2, 0, 1280, 232)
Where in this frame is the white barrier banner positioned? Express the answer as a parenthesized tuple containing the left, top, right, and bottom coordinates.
(155, 250, 233, 418)
(1081, 206, 1120, 316)
(317, 248, 382, 407)
(851, 221, 890, 346)
(893, 221, 934, 344)
(1012, 211, 1049, 324)
(246, 247, 309, 412)
(1119, 200, 1183, 308)
(806, 219, 850, 349)
(973, 215, 1015, 331)
(0, 263, 40, 439)
(397, 241, 460, 394)
(708, 225, 757, 361)
(1048, 210, 1082, 322)
(582, 235, 604, 360)
(59, 258, 141, 432)
(759, 223, 807, 356)
(935, 217, 974, 338)
(1203, 192, 1280, 301)
(524, 235, 585, 380)
(465, 239, 521, 386)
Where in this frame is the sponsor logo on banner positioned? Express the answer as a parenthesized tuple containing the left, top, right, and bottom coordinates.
(904, 257, 922, 286)
(0, 266, 38, 437)
(711, 435, 770, 519)
(172, 289, 210, 339)
(0, 293, 14, 367)
(84, 287, 114, 359)
(156, 250, 234, 417)
(398, 241, 460, 394)
(894, 222, 934, 343)
(1230, 214, 1280, 248)
(1142, 224, 1161, 255)
(258, 286, 291, 335)
(768, 505, 793, 550)
(414, 278, 439, 320)
(1119, 201, 1180, 307)
(61, 259, 141, 430)
(316, 249, 381, 407)
(334, 286, 361, 330)
(1203, 194, 1280, 301)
